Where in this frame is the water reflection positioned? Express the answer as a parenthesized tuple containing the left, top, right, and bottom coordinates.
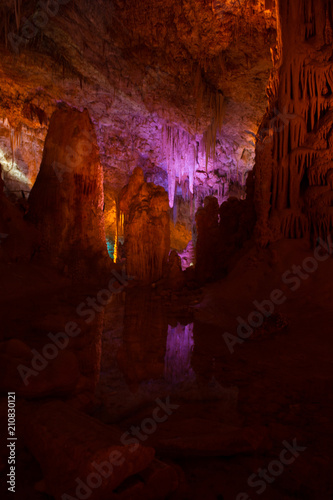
(116, 288, 168, 391)
(164, 323, 195, 385)
(98, 289, 238, 421)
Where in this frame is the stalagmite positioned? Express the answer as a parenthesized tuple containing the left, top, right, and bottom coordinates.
(119, 167, 170, 282)
(27, 106, 111, 279)
(195, 195, 220, 282)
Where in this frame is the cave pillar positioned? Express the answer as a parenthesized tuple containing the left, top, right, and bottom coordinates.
(195, 195, 220, 282)
(254, 0, 333, 244)
(27, 106, 111, 279)
(119, 167, 170, 282)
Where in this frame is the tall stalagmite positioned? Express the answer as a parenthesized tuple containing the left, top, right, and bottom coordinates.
(119, 167, 170, 282)
(255, 0, 333, 244)
(195, 195, 220, 282)
(27, 106, 110, 279)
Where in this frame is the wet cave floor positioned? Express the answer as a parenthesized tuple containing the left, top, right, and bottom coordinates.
(0, 239, 333, 500)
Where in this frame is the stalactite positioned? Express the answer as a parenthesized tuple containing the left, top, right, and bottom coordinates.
(13, 0, 21, 31)
(201, 91, 226, 171)
(278, 209, 309, 238)
(192, 65, 226, 172)
(257, 0, 333, 242)
(114, 197, 120, 263)
(162, 124, 198, 208)
(0, 1, 20, 46)
(324, 6, 333, 45)
(9, 124, 22, 167)
(194, 66, 205, 130)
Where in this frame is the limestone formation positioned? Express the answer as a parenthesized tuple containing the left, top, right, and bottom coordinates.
(27, 106, 111, 279)
(0, 171, 39, 263)
(20, 400, 156, 500)
(166, 250, 186, 290)
(195, 195, 220, 282)
(117, 288, 168, 390)
(255, 0, 333, 244)
(119, 167, 170, 282)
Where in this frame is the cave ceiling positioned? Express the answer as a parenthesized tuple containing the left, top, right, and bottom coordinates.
(0, 0, 276, 203)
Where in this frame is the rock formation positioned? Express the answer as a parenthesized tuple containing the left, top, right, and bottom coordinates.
(0, 165, 39, 263)
(1, 2, 333, 498)
(27, 106, 111, 279)
(0, 0, 275, 229)
(195, 169, 256, 281)
(166, 250, 186, 290)
(195, 195, 220, 282)
(255, 0, 333, 245)
(119, 167, 170, 282)
(117, 288, 168, 390)
(20, 400, 158, 500)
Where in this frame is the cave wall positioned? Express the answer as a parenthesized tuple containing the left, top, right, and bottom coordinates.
(255, 0, 333, 244)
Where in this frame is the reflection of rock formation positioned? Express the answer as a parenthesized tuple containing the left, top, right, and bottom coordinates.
(164, 323, 195, 385)
(117, 289, 168, 391)
(119, 167, 170, 282)
(27, 106, 110, 279)
(164, 322, 238, 403)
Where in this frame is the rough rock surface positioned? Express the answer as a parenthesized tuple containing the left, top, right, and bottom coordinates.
(255, 0, 333, 245)
(195, 169, 256, 281)
(0, 165, 40, 262)
(117, 288, 169, 391)
(146, 418, 271, 457)
(0, 339, 81, 398)
(166, 250, 186, 290)
(20, 400, 157, 500)
(119, 167, 170, 282)
(195, 195, 220, 283)
(27, 106, 111, 279)
(0, 0, 276, 212)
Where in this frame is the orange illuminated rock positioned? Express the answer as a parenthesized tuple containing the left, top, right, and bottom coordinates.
(27, 106, 111, 279)
(119, 167, 170, 282)
(255, 0, 333, 244)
